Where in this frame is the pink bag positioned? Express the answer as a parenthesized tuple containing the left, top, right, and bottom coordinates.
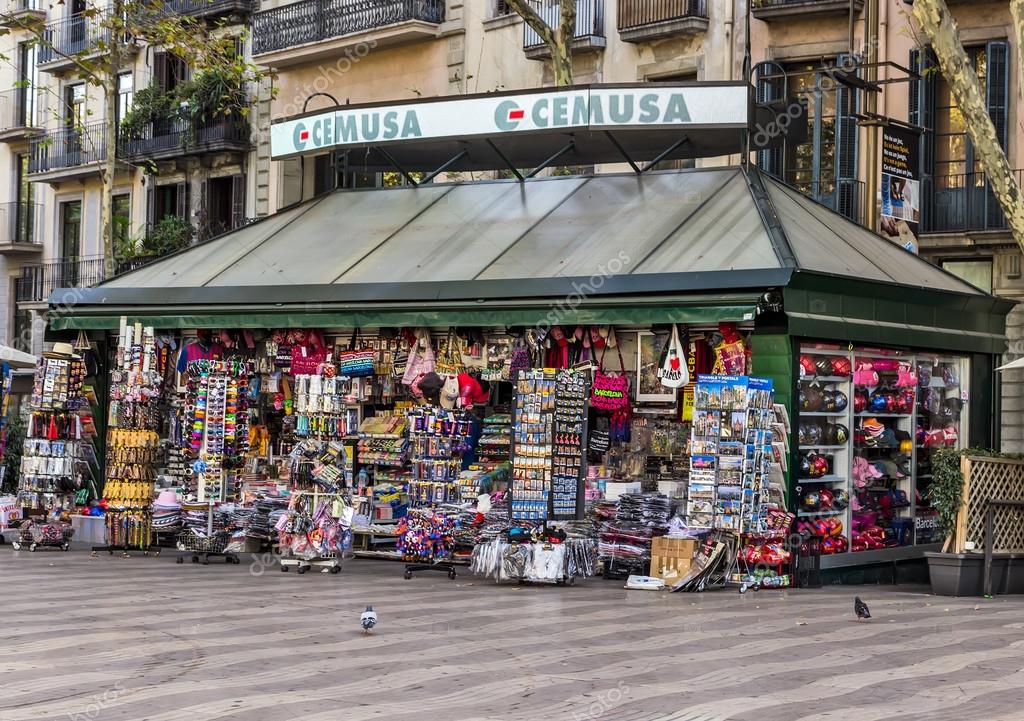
(291, 346, 329, 375)
(591, 345, 630, 411)
(402, 329, 435, 386)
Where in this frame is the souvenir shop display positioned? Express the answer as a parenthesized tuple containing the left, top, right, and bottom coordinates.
(469, 529, 598, 585)
(598, 493, 671, 579)
(8, 515, 75, 552)
(477, 412, 511, 463)
(511, 369, 589, 522)
(293, 370, 361, 440)
(17, 349, 97, 513)
(407, 406, 472, 508)
(356, 415, 408, 486)
(180, 358, 254, 502)
(277, 490, 352, 574)
(398, 508, 459, 579)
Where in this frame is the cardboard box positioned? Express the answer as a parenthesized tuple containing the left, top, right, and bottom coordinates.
(650, 537, 697, 583)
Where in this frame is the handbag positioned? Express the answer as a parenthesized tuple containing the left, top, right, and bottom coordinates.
(291, 345, 329, 375)
(392, 345, 409, 379)
(402, 329, 435, 386)
(591, 344, 630, 412)
(508, 336, 531, 379)
(658, 324, 689, 389)
(337, 329, 375, 378)
(435, 329, 463, 377)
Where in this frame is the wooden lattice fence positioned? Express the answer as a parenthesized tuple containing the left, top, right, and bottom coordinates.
(953, 456, 1024, 552)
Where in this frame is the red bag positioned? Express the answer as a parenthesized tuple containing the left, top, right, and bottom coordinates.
(591, 345, 630, 411)
(291, 345, 329, 375)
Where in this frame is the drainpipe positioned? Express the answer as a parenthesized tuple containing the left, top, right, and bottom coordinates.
(864, 0, 879, 232)
(724, 0, 734, 82)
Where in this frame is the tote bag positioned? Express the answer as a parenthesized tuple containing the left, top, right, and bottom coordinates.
(590, 345, 630, 412)
(337, 329, 375, 378)
(657, 324, 690, 389)
(402, 329, 435, 386)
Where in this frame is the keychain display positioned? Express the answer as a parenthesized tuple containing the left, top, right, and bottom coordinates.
(396, 508, 458, 561)
(406, 406, 471, 507)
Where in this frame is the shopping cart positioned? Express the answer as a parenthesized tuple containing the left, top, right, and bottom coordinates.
(175, 529, 239, 565)
(10, 520, 75, 552)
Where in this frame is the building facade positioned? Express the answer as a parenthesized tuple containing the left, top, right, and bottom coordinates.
(2, 0, 1022, 447)
(0, 0, 256, 357)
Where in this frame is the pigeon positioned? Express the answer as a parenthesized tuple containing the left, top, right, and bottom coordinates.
(360, 605, 378, 633)
(854, 596, 871, 621)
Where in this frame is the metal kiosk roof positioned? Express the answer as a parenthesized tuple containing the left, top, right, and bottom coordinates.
(54, 166, 1011, 353)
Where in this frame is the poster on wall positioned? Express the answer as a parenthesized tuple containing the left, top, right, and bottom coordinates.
(880, 125, 921, 253)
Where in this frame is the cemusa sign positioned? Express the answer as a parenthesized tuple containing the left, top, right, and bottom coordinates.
(270, 84, 747, 159)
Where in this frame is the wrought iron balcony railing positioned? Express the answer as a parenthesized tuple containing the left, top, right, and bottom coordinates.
(16, 254, 159, 303)
(28, 121, 107, 173)
(253, 0, 445, 56)
(922, 170, 1023, 234)
(617, 0, 706, 31)
(524, 0, 604, 49)
(0, 202, 43, 245)
(0, 87, 41, 133)
(38, 13, 111, 64)
(159, 0, 254, 17)
(119, 114, 250, 160)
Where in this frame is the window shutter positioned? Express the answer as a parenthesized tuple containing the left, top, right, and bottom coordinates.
(152, 51, 168, 92)
(835, 53, 860, 222)
(176, 180, 190, 222)
(754, 61, 784, 179)
(910, 48, 937, 231)
(145, 187, 155, 231)
(231, 174, 246, 229)
(198, 177, 209, 239)
(985, 40, 1008, 149)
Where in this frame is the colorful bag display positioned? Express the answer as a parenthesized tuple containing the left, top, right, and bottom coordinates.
(591, 345, 630, 412)
(337, 330, 375, 378)
(435, 329, 464, 377)
(290, 345, 329, 375)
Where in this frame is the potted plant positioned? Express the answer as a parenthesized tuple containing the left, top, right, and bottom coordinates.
(924, 448, 1012, 596)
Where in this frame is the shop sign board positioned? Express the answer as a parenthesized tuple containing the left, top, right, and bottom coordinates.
(879, 125, 922, 252)
(270, 85, 748, 159)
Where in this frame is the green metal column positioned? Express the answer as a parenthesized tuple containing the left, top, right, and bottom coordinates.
(751, 333, 797, 505)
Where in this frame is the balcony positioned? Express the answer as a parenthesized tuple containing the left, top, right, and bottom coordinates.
(524, 0, 605, 58)
(751, 0, 863, 23)
(160, 0, 254, 18)
(617, 0, 707, 43)
(921, 171, 1022, 235)
(120, 115, 250, 162)
(16, 255, 158, 304)
(0, 88, 42, 143)
(253, 0, 445, 68)
(38, 13, 113, 71)
(0, 202, 43, 254)
(0, 0, 46, 28)
(28, 121, 108, 182)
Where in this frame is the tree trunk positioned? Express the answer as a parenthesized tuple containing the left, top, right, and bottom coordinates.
(913, 0, 1024, 251)
(100, 3, 123, 274)
(505, 0, 575, 86)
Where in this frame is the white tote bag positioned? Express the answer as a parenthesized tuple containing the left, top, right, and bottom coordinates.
(658, 324, 690, 389)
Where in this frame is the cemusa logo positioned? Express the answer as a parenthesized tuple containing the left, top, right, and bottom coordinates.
(293, 122, 310, 151)
(494, 92, 692, 132)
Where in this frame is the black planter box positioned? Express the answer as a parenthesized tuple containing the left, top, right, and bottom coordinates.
(924, 551, 1009, 596)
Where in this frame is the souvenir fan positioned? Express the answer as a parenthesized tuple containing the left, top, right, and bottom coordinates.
(799, 355, 817, 378)
(831, 357, 852, 376)
(854, 389, 867, 413)
(798, 424, 810, 446)
(818, 488, 835, 509)
(832, 489, 850, 509)
(830, 423, 849, 445)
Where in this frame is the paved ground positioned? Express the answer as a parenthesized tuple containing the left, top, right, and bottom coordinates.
(3, 546, 1024, 721)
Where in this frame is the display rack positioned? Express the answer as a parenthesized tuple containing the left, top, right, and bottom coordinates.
(278, 490, 350, 574)
(407, 406, 471, 508)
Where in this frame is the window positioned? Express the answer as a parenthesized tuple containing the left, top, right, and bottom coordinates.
(495, 0, 513, 16)
(113, 194, 131, 249)
(60, 200, 83, 286)
(152, 51, 188, 93)
(64, 83, 86, 128)
(147, 181, 190, 229)
(200, 175, 245, 239)
(11, 300, 32, 353)
(942, 259, 993, 294)
(17, 42, 38, 128)
(934, 47, 987, 181)
(15, 155, 34, 243)
(755, 59, 858, 218)
(116, 73, 133, 127)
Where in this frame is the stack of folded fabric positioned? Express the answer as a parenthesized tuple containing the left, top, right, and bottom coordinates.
(598, 493, 671, 578)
